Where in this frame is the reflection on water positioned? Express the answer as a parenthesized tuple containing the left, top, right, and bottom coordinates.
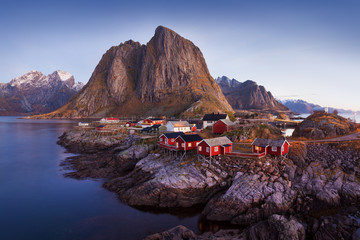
(0, 116, 199, 240)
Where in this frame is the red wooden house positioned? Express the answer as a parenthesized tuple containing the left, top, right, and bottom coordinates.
(159, 132, 185, 146)
(213, 119, 236, 134)
(197, 136, 232, 157)
(175, 134, 203, 151)
(142, 118, 164, 126)
(125, 121, 137, 127)
(252, 138, 290, 156)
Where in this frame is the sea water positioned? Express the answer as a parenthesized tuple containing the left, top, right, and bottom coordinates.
(0, 117, 198, 240)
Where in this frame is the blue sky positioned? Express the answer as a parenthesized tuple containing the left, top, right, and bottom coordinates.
(1, 0, 360, 111)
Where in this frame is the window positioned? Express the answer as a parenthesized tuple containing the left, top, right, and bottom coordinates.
(206, 147, 210, 152)
(214, 146, 219, 152)
(182, 143, 185, 147)
(255, 146, 259, 151)
(281, 146, 284, 152)
(171, 139, 174, 142)
(199, 146, 202, 151)
(188, 143, 192, 147)
(272, 146, 277, 152)
(196, 142, 199, 146)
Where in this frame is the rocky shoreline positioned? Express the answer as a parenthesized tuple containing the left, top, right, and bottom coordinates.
(58, 129, 360, 239)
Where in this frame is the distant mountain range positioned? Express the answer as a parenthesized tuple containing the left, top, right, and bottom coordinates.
(279, 99, 358, 114)
(34, 26, 233, 118)
(215, 76, 289, 112)
(0, 70, 83, 115)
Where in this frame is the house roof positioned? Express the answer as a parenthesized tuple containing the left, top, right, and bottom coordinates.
(103, 118, 119, 120)
(148, 118, 163, 121)
(252, 138, 288, 148)
(202, 113, 228, 121)
(178, 134, 203, 142)
(151, 124, 161, 129)
(142, 127, 153, 132)
(127, 121, 137, 123)
(162, 132, 185, 139)
(218, 119, 236, 126)
(202, 136, 232, 147)
(167, 121, 190, 128)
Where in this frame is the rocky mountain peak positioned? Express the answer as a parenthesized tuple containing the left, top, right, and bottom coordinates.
(49, 70, 75, 88)
(36, 26, 233, 118)
(216, 76, 288, 112)
(10, 70, 47, 87)
(0, 70, 83, 115)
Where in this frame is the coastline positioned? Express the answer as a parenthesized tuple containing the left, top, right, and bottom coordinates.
(57, 128, 360, 239)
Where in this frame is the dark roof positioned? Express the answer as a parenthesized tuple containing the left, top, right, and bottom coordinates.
(162, 132, 185, 139)
(149, 118, 163, 121)
(202, 113, 228, 121)
(222, 144, 231, 147)
(96, 125, 106, 128)
(127, 121, 137, 123)
(178, 134, 203, 142)
(151, 124, 161, 129)
(141, 127, 152, 132)
(252, 138, 287, 147)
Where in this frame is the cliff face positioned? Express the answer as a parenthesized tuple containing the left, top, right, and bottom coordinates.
(0, 70, 83, 115)
(40, 26, 233, 118)
(215, 76, 288, 112)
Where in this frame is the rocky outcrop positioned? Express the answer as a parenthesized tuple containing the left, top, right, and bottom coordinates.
(146, 215, 305, 240)
(293, 111, 355, 139)
(215, 76, 288, 112)
(36, 26, 233, 118)
(0, 70, 83, 115)
(104, 154, 229, 208)
(144, 225, 197, 240)
(203, 172, 296, 224)
(57, 129, 132, 153)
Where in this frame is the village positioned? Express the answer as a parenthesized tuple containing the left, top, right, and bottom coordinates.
(77, 112, 291, 165)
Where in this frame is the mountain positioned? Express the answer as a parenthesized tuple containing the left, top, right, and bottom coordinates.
(0, 70, 83, 115)
(215, 76, 288, 112)
(279, 99, 357, 114)
(37, 26, 233, 118)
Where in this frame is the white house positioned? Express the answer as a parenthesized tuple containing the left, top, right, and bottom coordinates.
(165, 121, 191, 132)
(78, 122, 89, 127)
(202, 113, 229, 129)
(100, 117, 120, 124)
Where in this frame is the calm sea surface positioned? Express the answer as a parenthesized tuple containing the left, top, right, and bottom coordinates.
(0, 116, 198, 240)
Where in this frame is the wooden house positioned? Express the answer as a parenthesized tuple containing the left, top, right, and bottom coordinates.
(212, 119, 236, 134)
(142, 118, 164, 126)
(175, 134, 203, 151)
(197, 136, 232, 157)
(202, 113, 229, 129)
(100, 117, 120, 124)
(252, 138, 290, 156)
(159, 132, 185, 146)
(165, 121, 191, 132)
(125, 121, 137, 127)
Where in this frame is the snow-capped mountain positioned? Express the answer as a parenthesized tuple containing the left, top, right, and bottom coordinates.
(0, 70, 84, 115)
